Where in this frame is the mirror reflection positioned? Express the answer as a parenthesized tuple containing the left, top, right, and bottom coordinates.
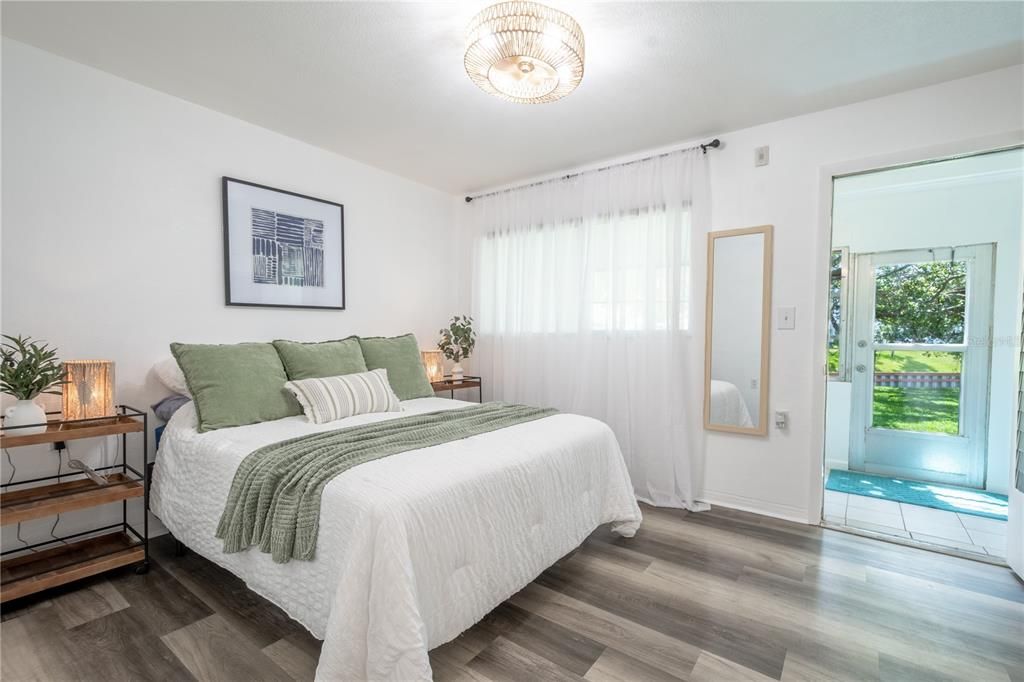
(704, 226, 773, 435)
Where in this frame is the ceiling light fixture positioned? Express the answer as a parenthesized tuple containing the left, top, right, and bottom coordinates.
(464, 1, 585, 104)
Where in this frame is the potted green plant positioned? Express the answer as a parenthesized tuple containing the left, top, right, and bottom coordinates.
(1, 335, 65, 434)
(438, 315, 476, 382)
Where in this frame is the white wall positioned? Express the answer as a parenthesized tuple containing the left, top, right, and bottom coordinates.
(824, 149, 1023, 493)
(459, 64, 1023, 523)
(703, 66, 1023, 522)
(824, 381, 853, 474)
(1, 40, 459, 547)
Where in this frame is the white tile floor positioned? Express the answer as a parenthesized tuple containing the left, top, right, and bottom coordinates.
(823, 490, 1007, 558)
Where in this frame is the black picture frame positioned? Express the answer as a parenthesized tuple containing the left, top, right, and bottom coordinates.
(222, 176, 346, 310)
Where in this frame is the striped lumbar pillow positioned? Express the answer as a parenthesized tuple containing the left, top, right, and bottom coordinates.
(285, 369, 401, 424)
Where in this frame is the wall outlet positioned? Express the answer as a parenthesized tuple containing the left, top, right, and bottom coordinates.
(774, 410, 788, 429)
(777, 306, 796, 330)
(754, 145, 770, 167)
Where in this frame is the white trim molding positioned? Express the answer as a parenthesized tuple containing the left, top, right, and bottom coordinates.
(702, 489, 810, 525)
(810, 130, 1024, 526)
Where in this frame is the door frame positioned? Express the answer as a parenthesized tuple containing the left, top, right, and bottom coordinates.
(847, 245, 994, 488)
(810, 130, 1024, 525)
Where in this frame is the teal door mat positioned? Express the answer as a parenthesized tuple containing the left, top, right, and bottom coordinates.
(826, 469, 1008, 521)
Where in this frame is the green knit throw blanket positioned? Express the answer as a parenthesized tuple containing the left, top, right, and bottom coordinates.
(215, 402, 557, 563)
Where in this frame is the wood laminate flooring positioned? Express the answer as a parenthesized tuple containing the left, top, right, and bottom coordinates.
(1, 504, 1021, 681)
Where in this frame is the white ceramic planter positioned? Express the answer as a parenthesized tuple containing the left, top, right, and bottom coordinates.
(3, 399, 47, 435)
(451, 363, 465, 382)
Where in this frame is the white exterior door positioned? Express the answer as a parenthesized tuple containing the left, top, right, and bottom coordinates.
(849, 245, 994, 488)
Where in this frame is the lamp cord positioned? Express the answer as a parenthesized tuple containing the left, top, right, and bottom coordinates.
(4, 447, 15, 486)
(50, 446, 65, 544)
(3, 442, 80, 551)
(6, 448, 34, 552)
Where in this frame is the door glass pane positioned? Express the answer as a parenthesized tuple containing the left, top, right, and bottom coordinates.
(827, 250, 843, 376)
(872, 350, 962, 434)
(874, 261, 967, 344)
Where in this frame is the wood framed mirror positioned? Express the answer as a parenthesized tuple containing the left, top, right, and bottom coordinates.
(704, 225, 773, 435)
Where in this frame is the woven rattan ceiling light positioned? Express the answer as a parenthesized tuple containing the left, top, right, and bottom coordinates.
(464, 1, 585, 104)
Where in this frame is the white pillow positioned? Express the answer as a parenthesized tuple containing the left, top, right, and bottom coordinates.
(153, 356, 191, 397)
(285, 369, 400, 424)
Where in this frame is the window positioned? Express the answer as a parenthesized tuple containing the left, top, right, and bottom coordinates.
(869, 258, 968, 435)
(872, 260, 966, 344)
(828, 247, 851, 380)
(476, 207, 690, 335)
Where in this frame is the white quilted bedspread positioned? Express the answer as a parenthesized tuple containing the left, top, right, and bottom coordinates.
(709, 380, 754, 428)
(150, 397, 642, 681)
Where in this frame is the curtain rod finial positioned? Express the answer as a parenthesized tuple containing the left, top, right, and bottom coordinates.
(700, 139, 721, 154)
(465, 196, 474, 203)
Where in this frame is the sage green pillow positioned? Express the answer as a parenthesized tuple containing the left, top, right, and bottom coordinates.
(273, 337, 367, 380)
(170, 342, 301, 432)
(358, 334, 435, 400)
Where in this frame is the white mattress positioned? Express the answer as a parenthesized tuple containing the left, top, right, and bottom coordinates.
(709, 379, 754, 428)
(150, 397, 641, 680)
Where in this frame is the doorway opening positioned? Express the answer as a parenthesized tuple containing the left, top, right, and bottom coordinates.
(822, 147, 1022, 560)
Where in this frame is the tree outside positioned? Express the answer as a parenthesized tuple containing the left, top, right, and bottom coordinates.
(873, 261, 966, 344)
(870, 260, 967, 434)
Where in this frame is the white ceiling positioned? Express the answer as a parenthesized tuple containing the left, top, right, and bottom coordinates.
(3, 1, 1022, 194)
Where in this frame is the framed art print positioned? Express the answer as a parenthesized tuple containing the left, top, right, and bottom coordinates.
(223, 177, 345, 309)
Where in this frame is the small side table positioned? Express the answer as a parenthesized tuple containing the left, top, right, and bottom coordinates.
(431, 376, 483, 403)
(0, 406, 150, 603)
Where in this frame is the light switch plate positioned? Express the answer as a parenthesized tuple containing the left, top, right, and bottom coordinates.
(754, 145, 770, 167)
(778, 306, 796, 330)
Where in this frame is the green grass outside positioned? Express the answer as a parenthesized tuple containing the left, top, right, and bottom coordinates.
(828, 348, 960, 375)
(873, 350, 961, 373)
(872, 386, 960, 435)
(827, 349, 961, 434)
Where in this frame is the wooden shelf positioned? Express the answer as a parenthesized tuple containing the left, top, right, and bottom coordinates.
(431, 377, 482, 390)
(1, 474, 143, 526)
(0, 415, 143, 448)
(1, 532, 143, 603)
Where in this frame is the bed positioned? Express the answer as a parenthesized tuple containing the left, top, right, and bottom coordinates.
(150, 396, 642, 681)
(709, 379, 754, 428)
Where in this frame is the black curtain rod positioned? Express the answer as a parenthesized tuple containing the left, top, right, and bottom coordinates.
(464, 138, 720, 203)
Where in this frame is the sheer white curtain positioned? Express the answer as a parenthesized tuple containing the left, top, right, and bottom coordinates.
(469, 149, 710, 509)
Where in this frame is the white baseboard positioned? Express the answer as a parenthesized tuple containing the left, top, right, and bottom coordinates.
(702, 489, 812, 524)
(825, 459, 848, 474)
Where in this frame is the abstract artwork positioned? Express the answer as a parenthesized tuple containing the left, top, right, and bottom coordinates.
(223, 177, 344, 309)
(250, 208, 325, 287)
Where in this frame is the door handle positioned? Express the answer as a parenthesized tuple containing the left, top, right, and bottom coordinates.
(857, 340, 867, 348)
(855, 364, 866, 373)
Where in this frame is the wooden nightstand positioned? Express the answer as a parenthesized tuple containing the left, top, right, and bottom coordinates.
(431, 376, 483, 403)
(0, 406, 150, 603)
